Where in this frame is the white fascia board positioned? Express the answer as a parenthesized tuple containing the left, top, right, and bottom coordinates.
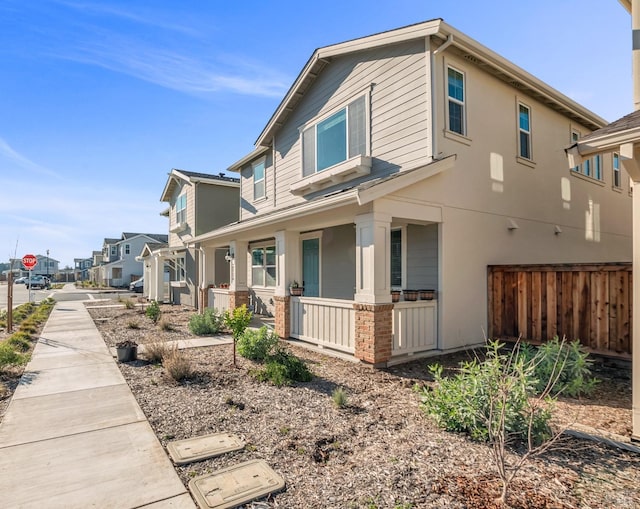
(577, 127, 640, 156)
(160, 172, 182, 202)
(227, 146, 270, 173)
(189, 189, 359, 246)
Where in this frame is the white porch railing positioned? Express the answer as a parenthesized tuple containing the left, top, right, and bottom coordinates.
(392, 301, 437, 356)
(290, 297, 355, 354)
(208, 288, 231, 313)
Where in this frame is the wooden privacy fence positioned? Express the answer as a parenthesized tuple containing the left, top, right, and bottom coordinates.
(488, 263, 632, 359)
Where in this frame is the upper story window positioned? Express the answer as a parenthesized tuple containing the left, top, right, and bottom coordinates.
(253, 159, 265, 200)
(571, 130, 581, 172)
(593, 154, 602, 180)
(251, 245, 276, 287)
(110, 246, 117, 257)
(447, 67, 465, 135)
(124, 244, 130, 255)
(518, 103, 531, 159)
(174, 256, 186, 282)
(302, 95, 366, 177)
(613, 153, 621, 188)
(176, 194, 187, 224)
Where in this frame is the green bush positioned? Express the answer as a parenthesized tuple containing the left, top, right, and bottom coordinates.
(7, 332, 32, 352)
(237, 326, 279, 361)
(519, 336, 598, 397)
(255, 346, 313, 386)
(145, 300, 161, 323)
(0, 342, 28, 370)
(188, 308, 223, 335)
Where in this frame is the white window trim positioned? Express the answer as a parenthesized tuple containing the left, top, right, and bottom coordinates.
(252, 157, 266, 202)
(176, 193, 187, 224)
(250, 242, 276, 288)
(445, 64, 466, 137)
(517, 100, 533, 162)
(298, 89, 371, 176)
(613, 152, 622, 190)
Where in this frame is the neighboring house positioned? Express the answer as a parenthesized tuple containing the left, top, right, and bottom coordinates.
(10, 255, 59, 277)
(88, 251, 103, 283)
(191, 19, 631, 367)
(567, 0, 638, 440)
(99, 233, 168, 287)
(74, 257, 93, 281)
(141, 169, 240, 307)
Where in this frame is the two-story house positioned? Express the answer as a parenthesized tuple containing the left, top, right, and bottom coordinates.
(141, 169, 240, 307)
(99, 233, 168, 287)
(74, 257, 93, 281)
(191, 19, 632, 366)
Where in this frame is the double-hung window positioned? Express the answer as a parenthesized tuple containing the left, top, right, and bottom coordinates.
(251, 245, 276, 287)
(176, 194, 187, 224)
(124, 244, 130, 256)
(110, 246, 117, 257)
(518, 103, 531, 159)
(593, 154, 602, 180)
(174, 256, 185, 282)
(613, 153, 621, 188)
(302, 95, 366, 176)
(253, 159, 265, 200)
(447, 67, 465, 135)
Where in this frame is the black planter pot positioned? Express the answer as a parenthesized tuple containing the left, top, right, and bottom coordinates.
(116, 345, 137, 362)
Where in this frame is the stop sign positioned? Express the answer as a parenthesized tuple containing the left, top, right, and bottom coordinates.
(22, 254, 37, 270)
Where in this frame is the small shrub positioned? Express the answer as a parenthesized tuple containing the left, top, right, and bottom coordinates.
(224, 305, 253, 366)
(158, 317, 173, 331)
(237, 326, 279, 361)
(188, 308, 223, 335)
(0, 342, 28, 370)
(520, 336, 598, 397)
(127, 321, 140, 330)
(146, 300, 161, 324)
(123, 298, 135, 309)
(255, 346, 312, 386)
(144, 339, 170, 364)
(163, 345, 193, 381)
(8, 333, 31, 352)
(332, 386, 348, 408)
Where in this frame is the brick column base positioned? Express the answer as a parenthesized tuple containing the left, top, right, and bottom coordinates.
(274, 295, 291, 339)
(353, 303, 394, 366)
(229, 290, 249, 310)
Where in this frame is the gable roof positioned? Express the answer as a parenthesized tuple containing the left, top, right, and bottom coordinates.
(568, 109, 640, 159)
(254, 19, 605, 149)
(121, 232, 168, 243)
(160, 168, 240, 202)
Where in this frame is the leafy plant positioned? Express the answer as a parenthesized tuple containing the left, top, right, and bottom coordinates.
(145, 300, 161, 324)
(0, 342, 28, 370)
(418, 338, 596, 504)
(224, 304, 252, 366)
(237, 326, 279, 361)
(188, 308, 223, 335)
(7, 333, 31, 352)
(254, 345, 313, 386)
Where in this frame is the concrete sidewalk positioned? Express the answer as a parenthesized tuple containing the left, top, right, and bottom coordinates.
(0, 300, 196, 508)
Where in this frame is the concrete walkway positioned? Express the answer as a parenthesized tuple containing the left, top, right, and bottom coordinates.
(0, 300, 196, 508)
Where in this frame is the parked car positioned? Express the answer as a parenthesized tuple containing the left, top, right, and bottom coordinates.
(14, 276, 27, 284)
(129, 277, 144, 293)
(26, 275, 51, 289)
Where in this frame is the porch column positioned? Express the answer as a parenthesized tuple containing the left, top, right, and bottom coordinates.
(152, 255, 163, 302)
(353, 212, 393, 366)
(274, 230, 299, 338)
(228, 240, 249, 309)
(199, 246, 216, 310)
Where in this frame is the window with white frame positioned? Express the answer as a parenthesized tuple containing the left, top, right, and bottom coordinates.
(251, 245, 276, 287)
(124, 244, 130, 255)
(390, 229, 402, 288)
(302, 95, 366, 176)
(447, 66, 465, 135)
(613, 153, 621, 188)
(110, 246, 117, 257)
(253, 159, 265, 200)
(176, 194, 187, 224)
(174, 256, 186, 282)
(518, 103, 531, 159)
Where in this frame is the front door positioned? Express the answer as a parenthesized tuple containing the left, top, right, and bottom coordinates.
(302, 238, 320, 297)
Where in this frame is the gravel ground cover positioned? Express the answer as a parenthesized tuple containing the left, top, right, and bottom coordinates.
(5, 301, 639, 508)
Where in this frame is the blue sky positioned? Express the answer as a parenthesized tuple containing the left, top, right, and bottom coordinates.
(0, 0, 631, 268)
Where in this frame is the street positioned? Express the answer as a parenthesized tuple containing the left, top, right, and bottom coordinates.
(0, 282, 135, 311)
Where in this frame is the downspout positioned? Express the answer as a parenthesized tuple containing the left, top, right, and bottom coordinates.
(430, 34, 454, 161)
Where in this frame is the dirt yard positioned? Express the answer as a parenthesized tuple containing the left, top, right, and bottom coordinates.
(3, 301, 638, 508)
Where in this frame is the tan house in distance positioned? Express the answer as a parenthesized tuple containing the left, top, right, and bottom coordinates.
(190, 19, 631, 366)
(141, 169, 240, 308)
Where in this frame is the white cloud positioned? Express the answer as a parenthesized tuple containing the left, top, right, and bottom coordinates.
(0, 138, 63, 179)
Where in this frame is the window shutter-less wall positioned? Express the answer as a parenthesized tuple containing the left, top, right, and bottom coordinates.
(348, 96, 366, 158)
(302, 127, 315, 177)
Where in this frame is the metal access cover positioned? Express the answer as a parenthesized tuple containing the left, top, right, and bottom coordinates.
(188, 459, 285, 509)
(167, 433, 245, 465)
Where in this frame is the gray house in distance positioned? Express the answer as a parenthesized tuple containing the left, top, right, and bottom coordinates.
(99, 233, 168, 287)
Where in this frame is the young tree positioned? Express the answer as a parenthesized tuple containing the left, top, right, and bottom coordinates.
(223, 304, 252, 366)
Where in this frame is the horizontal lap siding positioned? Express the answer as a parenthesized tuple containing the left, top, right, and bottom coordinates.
(487, 264, 632, 358)
(272, 39, 429, 213)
